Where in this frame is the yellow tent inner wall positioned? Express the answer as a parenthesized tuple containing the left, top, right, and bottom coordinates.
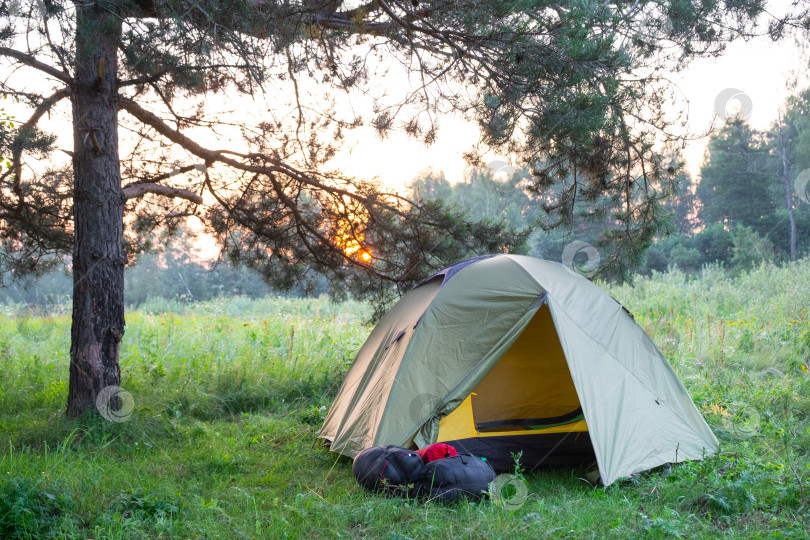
(437, 304, 587, 441)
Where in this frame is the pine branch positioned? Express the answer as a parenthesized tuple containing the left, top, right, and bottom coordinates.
(0, 47, 73, 84)
(118, 98, 411, 217)
(118, 99, 427, 281)
(9, 88, 71, 207)
(122, 182, 204, 204)
(118, 64, 250, 88)
(124, 0, 395, 35)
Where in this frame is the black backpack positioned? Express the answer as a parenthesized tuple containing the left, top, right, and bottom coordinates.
(352, 445, 495, 503)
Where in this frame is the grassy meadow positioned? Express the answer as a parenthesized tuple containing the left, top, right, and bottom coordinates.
(1, 261, 809, 538)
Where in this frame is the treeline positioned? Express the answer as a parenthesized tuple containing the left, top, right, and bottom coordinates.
(410, 86, 810, 275)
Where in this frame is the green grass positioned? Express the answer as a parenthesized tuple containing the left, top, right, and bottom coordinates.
(1, 262, 809, 539)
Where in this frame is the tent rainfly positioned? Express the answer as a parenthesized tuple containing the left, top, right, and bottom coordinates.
(319, 254, 718, 485)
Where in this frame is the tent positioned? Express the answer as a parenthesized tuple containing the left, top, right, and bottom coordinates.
(319, 254, 718, 485)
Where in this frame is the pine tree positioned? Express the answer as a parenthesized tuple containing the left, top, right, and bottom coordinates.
(697, 118, 777, 235)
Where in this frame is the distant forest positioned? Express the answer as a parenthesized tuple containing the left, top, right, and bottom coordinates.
(3, 86, 809, 307)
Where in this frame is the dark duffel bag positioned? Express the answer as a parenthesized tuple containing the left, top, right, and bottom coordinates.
(352, 445, 425, 496)
(414, 453, 496, 503)
(353, 445, 496, 503)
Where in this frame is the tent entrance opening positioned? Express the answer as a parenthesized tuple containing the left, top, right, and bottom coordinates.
(470, 304, 583, 432)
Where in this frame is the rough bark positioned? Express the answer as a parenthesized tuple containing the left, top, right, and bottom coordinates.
(65, 5, 126, 417)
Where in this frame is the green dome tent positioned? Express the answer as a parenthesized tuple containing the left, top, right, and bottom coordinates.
(319, 254, 718, 486)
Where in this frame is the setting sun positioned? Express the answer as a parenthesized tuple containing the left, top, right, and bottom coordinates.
(332, 206, 373, 264)
(339, 237, 373, 263)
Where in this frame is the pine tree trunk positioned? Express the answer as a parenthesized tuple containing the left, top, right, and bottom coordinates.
(65, 5, 126, 417)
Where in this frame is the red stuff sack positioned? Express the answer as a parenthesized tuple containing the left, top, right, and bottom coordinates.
(416, 443, 458, 463)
